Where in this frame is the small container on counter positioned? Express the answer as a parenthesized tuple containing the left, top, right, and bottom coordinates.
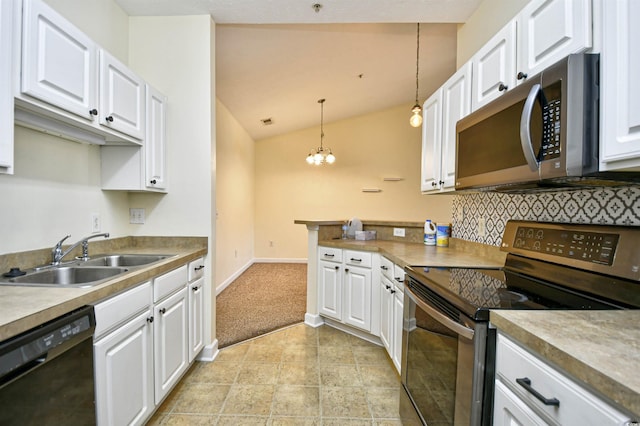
(436, 223, 451, 247)
(424, 220, 436, 245)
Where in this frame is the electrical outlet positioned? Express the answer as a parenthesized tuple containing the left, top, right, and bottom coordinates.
(234, 249, 238, 258)
(478, 217, 486, 237)
(269, 240, 274, 247)
(393, 228, 405, 237)
(91, 213, 100, 233)
(129, 208, 145, 224)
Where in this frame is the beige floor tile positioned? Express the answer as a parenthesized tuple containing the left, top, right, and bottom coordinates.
(160, 414, 218, 425)
(373, 420, 404, 425)
(222, 384, 275, 415)
(271, 385, 320, 417)
(236, 363, 280, 385)
(321, 387, 371, 418)
(284, 325, 318, 346)
(253, 330, 289, 347)
(245, 344, 285, 363)
(318, 346, 355, 364)
(188, 361, 241, 384)
(366, 388, 401, 419)
(358, 365, 401, 388)
(216, 344, 250, 362)
(353, 345, 390, 365)
(318, 327, 352, 346)
(319, 364, 362, 387)
(216, 415, 269, 425)
(281, 344, 318, 362)
(278, 363, 319, 386)
(321, 418, 373, 425)
(269, 416, 320, 425)
(172, 383, 230, 415)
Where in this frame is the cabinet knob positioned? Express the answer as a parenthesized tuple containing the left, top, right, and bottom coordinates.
(105, 115, 114, 122)
(334, 266, 339, 270)
(147, 316, 154, 323)
(381, 266, 388, 270)
(390, 289, 396, 294)
(439, 180, 445, 185)
(89, 109, 98, 116)
(385, 285, 391, 290)
(192, 286, 199, 291)
(345, 268, 349, 273)
(498, 82, 508, 92)
(517, 71, 528, 80)
(150, 179, 157, 185)
(431, 182, 437, 187)
(159, 308, 166, 315)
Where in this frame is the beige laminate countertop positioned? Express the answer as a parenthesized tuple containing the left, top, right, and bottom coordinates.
(491, 310, 640, 418)
(0, 237, 207, 342)
(318, 237, 507, 269)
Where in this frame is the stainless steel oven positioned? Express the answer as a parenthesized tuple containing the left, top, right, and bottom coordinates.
(0, 306, 96, 425)
(400, 221, 640, 425)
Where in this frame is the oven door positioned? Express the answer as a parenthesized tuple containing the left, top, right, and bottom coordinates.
(400, 278, 489, 426)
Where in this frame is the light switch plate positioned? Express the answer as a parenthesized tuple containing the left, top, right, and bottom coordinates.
(393, 228, 405, 237)
(130, 208, 145, 224)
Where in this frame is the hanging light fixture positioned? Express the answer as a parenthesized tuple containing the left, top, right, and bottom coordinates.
(306, 98, 335, 165)
(410, 23, 423, 128)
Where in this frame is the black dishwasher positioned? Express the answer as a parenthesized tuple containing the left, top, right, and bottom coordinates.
(0, 306, 96, 425)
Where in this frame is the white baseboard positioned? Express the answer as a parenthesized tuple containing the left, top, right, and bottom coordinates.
(253, 257, 307, 263)
(304, 313, 324, 328)
(322, 317, 384, 347)
(197, 340, 219, 362)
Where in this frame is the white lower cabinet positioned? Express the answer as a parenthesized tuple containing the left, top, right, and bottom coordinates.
(494, 332, 632, 426)
(318, 247, 377, 334)
(94, 263, 193, 425)
(187, 257, 205, 362)
(379, 256, 404, 373)
(154, 286, 188, 404)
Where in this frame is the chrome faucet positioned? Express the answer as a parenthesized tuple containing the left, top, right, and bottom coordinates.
(51, 233, 110, 265)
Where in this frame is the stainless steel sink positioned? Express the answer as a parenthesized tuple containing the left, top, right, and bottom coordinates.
(1, 266, 128, 288)
(81, 254, 172, 267)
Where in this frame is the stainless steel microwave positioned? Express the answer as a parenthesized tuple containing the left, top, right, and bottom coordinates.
(455, 53, 640, 192)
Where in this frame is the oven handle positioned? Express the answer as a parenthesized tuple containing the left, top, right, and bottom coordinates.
(405, 284, 475, 341)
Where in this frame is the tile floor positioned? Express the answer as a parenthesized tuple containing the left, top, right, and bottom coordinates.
(147, 323, 403, 425)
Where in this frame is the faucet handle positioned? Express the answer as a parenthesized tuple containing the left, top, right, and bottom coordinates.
(51, 235, 71, 264)
(54, 234, 71, 250)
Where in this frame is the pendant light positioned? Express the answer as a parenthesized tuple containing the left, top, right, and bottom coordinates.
(410, 23, 423, 128)
(306, 98, 335, 165)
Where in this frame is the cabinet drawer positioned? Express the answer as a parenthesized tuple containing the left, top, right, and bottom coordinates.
(153, 265, 188, 302)
(496, 333, 630, 425)
(345, 250, 372, 268)
(380, 256, 393, 280)
(94, 281, 152, 339)
(188, 257, 205, 282)
(393, 264, 405, 293)
(319, 246, 342, 263)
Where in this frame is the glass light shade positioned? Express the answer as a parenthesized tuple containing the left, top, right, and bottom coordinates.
(410, 104, 423, 127)
(326, 152, 336, 164)
(306, 153, 314, 164)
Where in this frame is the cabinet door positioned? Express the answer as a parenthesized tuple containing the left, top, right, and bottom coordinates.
(517, 0, 591, 80)
(21, 0, 97, 120)
(188, 276, 204, 362)
(420, 89, 443, 192)
(379, 276, 393, 352)
(154, 287, 189, 404)
(145, 85, 167, 190)
(318, 259, 342, 321)
(94, 309, 154, 426)
(599, 0, 640, 170)
(441, 62, 472, 191)
(99, 50, 145, 140)
(343, 265, 372, 332)
(0, 0, 13, 174)
(392, 290, 403, 373)
(472, 21, 517, 110)
(493, 380, 548, 426)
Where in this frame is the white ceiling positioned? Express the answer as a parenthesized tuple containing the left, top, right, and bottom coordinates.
(115, 0, 483, 140)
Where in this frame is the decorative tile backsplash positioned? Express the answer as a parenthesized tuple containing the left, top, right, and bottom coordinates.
(451, 186, 640, 246)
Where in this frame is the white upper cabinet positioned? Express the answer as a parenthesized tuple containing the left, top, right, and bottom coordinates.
(20, 0, 97, 121)
(0, 0, 14, 174)
(15, 0, 146, 145)
(599, 0, 640, 171)
(420, 89, 442, 192)
(471, 21, 517, 111)
(517, 0, 592, 79)
(145, 85, 167, 190)
(99, 50, 145, 140)
(421, 62, 471, 193)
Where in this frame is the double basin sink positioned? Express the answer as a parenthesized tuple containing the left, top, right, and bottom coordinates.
(0, 254, 174, 288)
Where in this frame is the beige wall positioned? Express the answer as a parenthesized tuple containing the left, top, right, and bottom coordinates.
(456, 0, 530, 66)
(254, 104, 454, 260)
(215, 99, 255, 290)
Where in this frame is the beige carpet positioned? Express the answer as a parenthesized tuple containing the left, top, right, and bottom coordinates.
(216, 263, 307, 348)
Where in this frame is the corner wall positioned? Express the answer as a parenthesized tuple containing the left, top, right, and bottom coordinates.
(254, 104, 454, 260)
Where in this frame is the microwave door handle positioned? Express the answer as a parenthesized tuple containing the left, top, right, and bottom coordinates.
(406, 285, 475, 341)
(520, 83, 542, 172)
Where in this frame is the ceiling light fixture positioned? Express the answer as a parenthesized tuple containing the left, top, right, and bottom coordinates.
(306, 98, 335, 165)
(410, 23, 423, 128)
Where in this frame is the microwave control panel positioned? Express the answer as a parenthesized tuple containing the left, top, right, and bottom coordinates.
(541, 99, 561, 161)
